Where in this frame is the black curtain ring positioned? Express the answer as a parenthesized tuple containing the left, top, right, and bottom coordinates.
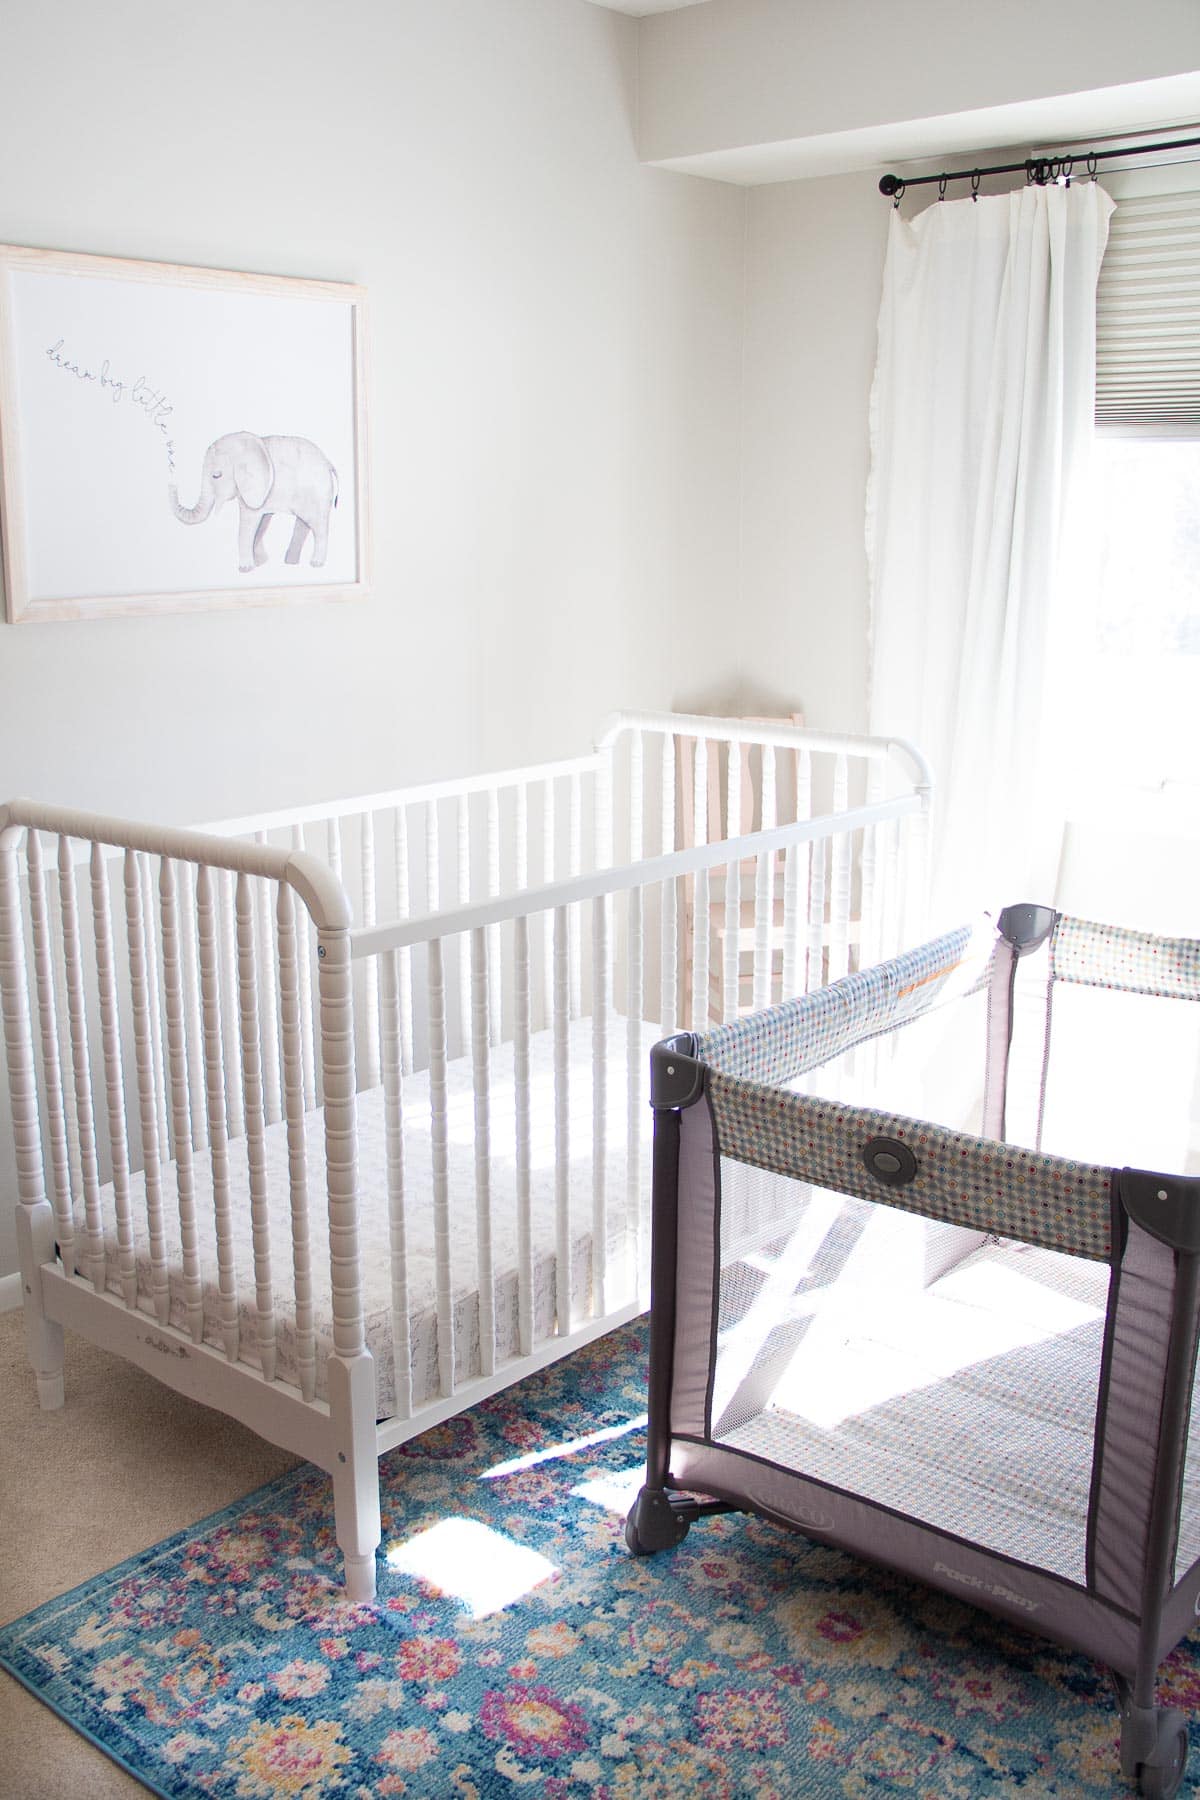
(1087, 153, 1098, 180)
(938, 175, 948, 202)
(892, 177, 905, 208)
(970, 170, 981, 202)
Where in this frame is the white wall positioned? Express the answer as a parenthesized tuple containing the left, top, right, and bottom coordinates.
(0, 0, 746, 823)
(0, 0, 747, 1277)
(738, 170, 887, 731)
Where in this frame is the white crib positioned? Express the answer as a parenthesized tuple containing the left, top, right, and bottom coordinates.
(0, 712, 930, 1599)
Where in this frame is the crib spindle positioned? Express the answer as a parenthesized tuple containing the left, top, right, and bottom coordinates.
(25, 832, 75, 1276)
(57, 837, 104, 1292)
(859, 762, 885, 973)
(760, 749, 780, 1007)
(781, 838, 802, 999)
(470, 927, 496, 1377)
(277, 883, 316, 1402)
(218, 869, 245, 1138)
(660, 734, 677, 1029)
(124, 852, 169, 1324)
(692, 737, 709, 1033)
(807, 835, 828, 993)
(486, 787, 502, 1048)
(290, 824, 317, 1110)
(793, 750, 814, 990)
(393, 806, 414, 1075)
(326, 816, 344, 885)
(178, 869, 208, 1153)
(828, 754, 851, 982)
(380, 948, 412, 1419)
(541, 777, 555, 1028)
(568, 771, 583, 1021)
(513, 914, 534, 1357)
(591, 896, 608, 1317)
(722, 747, 742, 1021)
(455, 794, 471, 1051)
(515, 783, 529, 893)
(425, 801, 440, 913)
(628, 728, 644, 867)
(91, 844, 136, 1310)
(428, 936, 455, 1396)
(253, 832, 283, 1126)
(196, 865, 239, 1364)
(139, 851, 172, 1161)
(625, 884, 644, 1296)
(360, 812, 381, 1089)
(553, 903, 571, 1334)
(751, 852, 774, 1014)
(160, 858, 203, 1343)
(237, 872, 276, 1383)
(883, 814, 902, 960)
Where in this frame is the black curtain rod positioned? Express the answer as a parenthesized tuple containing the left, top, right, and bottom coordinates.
(879, 132, 1200, 200)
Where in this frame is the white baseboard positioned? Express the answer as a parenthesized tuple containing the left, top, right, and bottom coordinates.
(0, 1271, 23, 1314)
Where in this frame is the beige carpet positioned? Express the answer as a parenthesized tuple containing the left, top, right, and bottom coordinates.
(0, 1307, 299, 1798)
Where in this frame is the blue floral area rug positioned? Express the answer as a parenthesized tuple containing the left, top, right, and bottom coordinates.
(3, 1319, 1199, 1797)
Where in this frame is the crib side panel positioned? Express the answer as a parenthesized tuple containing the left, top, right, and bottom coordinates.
(0, 807, 365, 1411)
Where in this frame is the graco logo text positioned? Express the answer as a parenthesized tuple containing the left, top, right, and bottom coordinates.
(933, 1560, 1040, 1613)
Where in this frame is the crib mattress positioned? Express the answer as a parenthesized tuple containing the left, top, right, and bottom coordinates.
(71, 1014, 659, 1416)
(716, 1241, 1152, 1587)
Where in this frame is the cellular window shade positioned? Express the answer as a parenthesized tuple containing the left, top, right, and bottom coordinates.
(1095, 190, 1200, 429)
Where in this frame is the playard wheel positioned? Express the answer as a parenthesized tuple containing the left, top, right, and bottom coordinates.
(624, 1487, 691, 1556)
(624, 1512, 658, 1557)
(1135, 1710, 1189, 1798)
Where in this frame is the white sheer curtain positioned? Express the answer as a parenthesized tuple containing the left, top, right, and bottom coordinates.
(867, 182, 1114, 922)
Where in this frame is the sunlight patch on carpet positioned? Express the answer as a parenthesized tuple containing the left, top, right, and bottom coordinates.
(570, 1462, 645, 1514)
(385, 1517, 557, 1617)
(479, 1412, 647, 1480)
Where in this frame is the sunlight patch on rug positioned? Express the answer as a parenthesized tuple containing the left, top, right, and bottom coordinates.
(478, 1411, 647, 1480)
(385, 1517, 557, 1618)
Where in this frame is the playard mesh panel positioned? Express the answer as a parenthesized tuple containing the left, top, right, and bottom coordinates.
(709, 1160, 1109, 1584)
(694, 914, 1200, 1592)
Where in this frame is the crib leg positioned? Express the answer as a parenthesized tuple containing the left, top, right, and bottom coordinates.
(17, 1200, 64, 1411)
(327, 1349, 381, 1603)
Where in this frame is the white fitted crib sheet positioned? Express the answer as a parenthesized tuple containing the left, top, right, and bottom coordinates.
(73, 1014, 659, 1415)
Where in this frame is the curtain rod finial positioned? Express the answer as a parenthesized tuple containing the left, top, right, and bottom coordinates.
(879, 173, 902, 197)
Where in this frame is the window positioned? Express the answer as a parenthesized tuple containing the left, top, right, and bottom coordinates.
(1065, 177, 1200, 813)
(1084, 435, 1200, 793)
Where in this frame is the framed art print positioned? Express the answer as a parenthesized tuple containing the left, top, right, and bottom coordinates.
(0, 245, 370, 621)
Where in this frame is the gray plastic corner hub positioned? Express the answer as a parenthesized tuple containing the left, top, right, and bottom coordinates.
(650, 1035, 705, 1110)
(1120, 1168, 1200, 1255)
(997, 902, 1058, 955)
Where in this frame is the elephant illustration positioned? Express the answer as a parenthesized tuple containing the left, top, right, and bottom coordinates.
(169, 431, 338, 573)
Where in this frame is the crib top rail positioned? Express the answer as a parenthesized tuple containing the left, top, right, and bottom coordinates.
(597, 710, 934, 796)
(0, 798, 350, 931)
(196, 750, 608, 843)
(347, 790, 924, 960)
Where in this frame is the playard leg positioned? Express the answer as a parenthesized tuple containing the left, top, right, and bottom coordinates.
(625, 1485, 734, 1556)
(1113, 1674, 1190, 1798)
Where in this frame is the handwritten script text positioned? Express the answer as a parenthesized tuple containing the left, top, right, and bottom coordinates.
(45, 338, 177, 472)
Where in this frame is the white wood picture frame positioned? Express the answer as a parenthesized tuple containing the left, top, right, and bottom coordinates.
(0, 245, 370, 623)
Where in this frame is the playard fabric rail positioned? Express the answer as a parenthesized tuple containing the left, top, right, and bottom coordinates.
(0, 712, 930, 1602)
(631, 906, 1200, 1796)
